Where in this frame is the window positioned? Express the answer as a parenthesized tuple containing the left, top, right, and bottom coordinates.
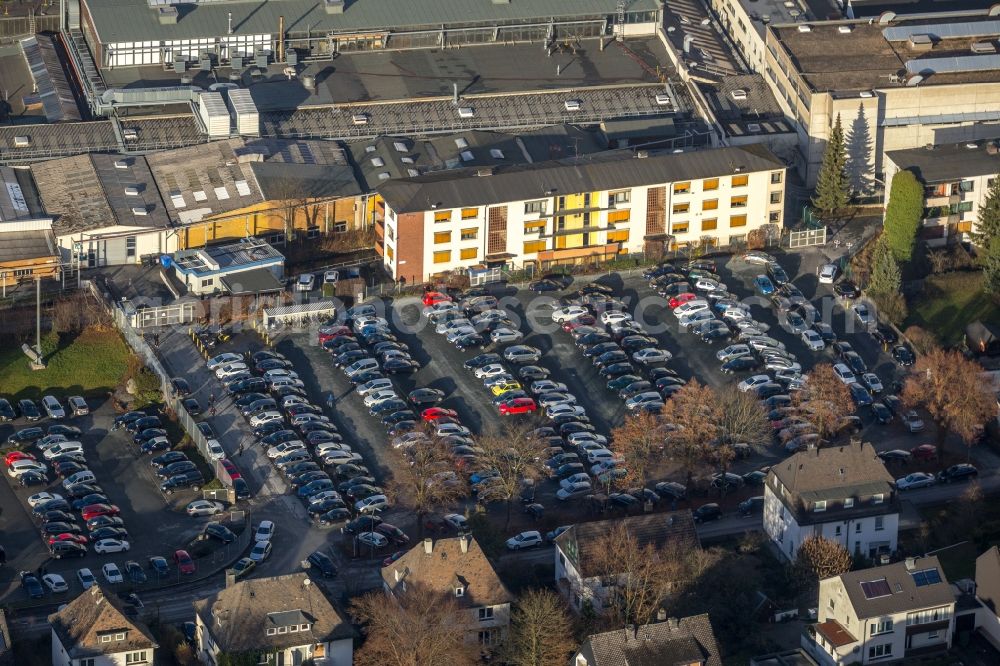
(673, 181, 690, 195)
(607, 230, 629, 243)
(125, 655, 148, 666)
(524, 200, 547, 215)
(126, 236, 136, 258)
(13, 268, 33, 277)
(870, 618, 893, 635)
(771, 171, 783, 184)
(461, 208, 478, 220)
(523, 240, 546, 254)
(732, 174, 749, 187)
(433, 250, 451, 264)
(289, 625, 299, 633)
(828, 599, 835, 610)
(672, 202, 690, 214)
(907, 607, 951, 625)
(609, 190, 631, 205)
(115, 633, 126, 641)
(266, 628, 277, 636)
(386, 226, 394, 242)
(200, 278, 214, 288)
(479, 629, 499, 646)
(813, 501, 827, 512)
(873, 493, 884, 504)
(960, 180, 975, 192)
(306, 226, 320, 239)
(927, 630, 939, 639)
(703, 178, 719, 191)
(278, 626, 288, 634)
(769, 211, 781, 223)
(770, 191, 782, 204)
(524, 221, 546, 233)
(434, 210, 451, 223)
(671, 222, 689, 234)
(385, 245, 394, 261)
(731, 195, 748, 208)
(460, 248, 478, 260)
(607, 209, 630, 224)
(701, 218, 717, 231)
(875, 516, 884, 531)
(835, 525, 842, 536)
(299, 624, 310, 631)
(434, 231, 451, 244)
(957, 221, 973, 232)
(461, 228, 478, 241)
(79, 660, 96, 666)
(730, 215, 747, 227)
(267, 233, 285, 244)
(855, 522, 862, 533)
(702, 199, 718, 212)
(844, 498, 854, 508)
(101, 635, 112, 643)
(868, 643, 892, 660)
(478, 607, 495, 621)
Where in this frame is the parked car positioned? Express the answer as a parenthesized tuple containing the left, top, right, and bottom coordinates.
(938, 464, 978, 483)
(896, 472, 936, 490)
(505, 531, 543, 550)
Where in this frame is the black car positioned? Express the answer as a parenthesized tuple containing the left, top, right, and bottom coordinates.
(599, 362, 635, 378)
(299, 421, 339, 436)
(307, 498, 348, 516)
(125, 561, 147, 584)
(754, 383, 786, 399)
(842, 351, 868, 376)
(91, 527, 129, 541)
(18, 471, 47, 486)
(738, 496, 765, 516)
(112, 411, 147, 430)
(550, 413, 590, 428)
(892, 345, 916, 366)
(227, 377, 267, 395)
(253, 421, 287, 438)
(21, 571, 44, 598)
(528, 279, 560, 292)
(197, 422, 215, 439)
(18, 399, 41, 421)
(261, 430, 298, 447)
(126, 416, 161, 434)
(40, 510, 75, 524)
(8, 426, 44, 444)
(584, 342, 620, 358)
(48, 424, 83, 438)
(559, 422, 596, 436)
(702, 328, 733, 343)
(160, 471, 204, 494)
(620, 335, 658, 353)
(871, 402, 893, 425)
(182, 398, 202, 416)
(284, 462, 321, 477)
(371, 399, 408, 415)
(50, 541, 87, 559)
(454, 334, 486, 350)
(235, 392, 270, 409)
(344, 514, 383, 534)
(306, 431, 343, 445)
(849, 382, 873, 407)
(877, 449, 912, 464)
(721, 356, 761, 374)
(383, 358, 419, 375)
(834, 280, 859, 298)
(577, 332, 612, 348)
(170, 377, 192, 397)
(140, 438, 170, 454)
(203, 522, 236, 543)
(766, 262, 789, 286)
(134, 428, 168, 445)
(318, 508, 353, 528)
(40, 521, 83, 537)
(335, 463, 370, 479)
(938, 464, 978, 483)
(256, 358, 292, 372)
(692, 503, 722, 523)
(307, 550, 338, 577)
(233, 478, 252, 501)
(55, 461, 88, 478)
(338, 476, 377, 493)
(156, 460, 197, 478)
(872, 326, 898, 347)
(608, 493, 640, 510)
(335, 350, 369, 367)
(33, 498, 72, 515)
(381, 410, 416, 427)
(65, 483, 103, 499)
(654, 481, 688, 501)
(350, 370, 386, 385)
(607, 374, 643, 391)
(404, 389, 443, 407)
(619, 381, 654, 399)
(71, 494, 110, 510)
(87, 515, 125, 530)
(151, 451, 187, 468)
(0, 398, 14, 421)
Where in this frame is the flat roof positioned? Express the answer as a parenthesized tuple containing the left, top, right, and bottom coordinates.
(173, 238, 283, 275)
(84, 0, 660, 43)
(220, 267, 284, 294)
(0, 166, 45, 221)
(0, 121, 117, 165)
(0, 229, 58, 263)
(662, 0, 740, 74)
(847, 0, 997, 18)
(770, 11, 1000, 92)
(886, 140, 1000, 182)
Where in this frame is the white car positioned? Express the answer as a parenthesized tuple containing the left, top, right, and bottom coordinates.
(206, 439, 226, 460)
(321, 450, 363, 465)
(102, 563, 124, 584)
(591, 458, 624, 476)
(862, 373, 884, 393)
(345, 359, 381, 377)
(600, 311, 632, 325)
(694, 277, 724, 292)
(363, 389, 399, 408)
(8, 460, 47, 477)
(27, 491, 63, 507)
(491, 328, 524, 344)
(67, 395, 89, 416)
(818, 263, 839, 284)
(357, 378, 394, 395)
(531, 380, 568, 394)
(324, 270, 339, 285)
(249, 540, 273, 562)
(436, 318, 472, 335)
(41, 573, 68, 593)
(546, 403, 586, 419)
(833, 363, 857, 385)
(94, 539, 130, 554)
(738, 374, 773, 392)
(673, 299, 709, 317)
(896, 472, 936, 490)
(42, 395, 66, 419)
(296, 273, 316, 291)
(423, 301, 459, 318)
(249, 411, 284, 428)
(280, 395, 309, 409)
(43, 441, 84, 460)
(852, 303, 876, 328)
(186, 500, 225, 516)
(679, 310, 715, 329)
(506, 530, 543, 550)
(632, 348, 672, 364)
(801, 329, 825, 351)
(743, 251, 775, 265)
(355, 494, 389, 513)
(77, 568, 96, 590)
(254, 520, 275, 542)
(215, 362, 249, 379)
(357, 532, 389, 549)
(551, 306, 588, 323)
(475, 364, 508, 379)
(207, 352, 243, 370)
(566, 432, 608, 446)
(625, 392, 664, 411)
(391, 432, 430, 449)
(445, 326, 477, 343)
(717, 344, 751, 362)
(586, 448, 617, 465)
(560, 473, 591, 489)
(267, 441, 306, 458)
(315, 442, 351, 459)
(435, 423, 471, 438)
(557, 482, 592, 501)
(263, 368, 299, 382)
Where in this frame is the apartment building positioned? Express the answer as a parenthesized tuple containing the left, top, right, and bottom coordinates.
(376, 146, 786, 283)
(884, 140, 1000, 246)
(807, 556, 955, 665)
(764, 442, 899, 562)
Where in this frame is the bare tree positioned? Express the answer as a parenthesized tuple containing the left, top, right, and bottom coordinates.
(902, 325, 939, 355)
(351, 583, 479, 666)
(714, 384, 771, 453)
(474, 421, 546, 528)
(902, 348, 996, 457)
(385, 432, 466, 536)
(502, 589, 576, 666)
(610, 409, 665, 488)
(263, 178, 317, 242)
(662, 380, 719, 486)
(793, 364, 854, 442)
(794, 535, 852, 583)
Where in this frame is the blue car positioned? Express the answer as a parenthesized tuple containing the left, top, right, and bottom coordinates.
(470, 469, 499, 485)
(298, 478, 335, 499)
(753, 275, 775, 296)
(848, 382, 873, 408)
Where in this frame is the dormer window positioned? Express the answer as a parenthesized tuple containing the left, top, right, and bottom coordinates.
(844, 498, 854, 508)
(813, 501, 827, 513)
(873, 493, 884, 504)
(299, 623, 310, 631)
(455, 587, 465, 597)
(267, 628, 277, 636)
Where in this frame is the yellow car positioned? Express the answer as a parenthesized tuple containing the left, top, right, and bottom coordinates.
(490, 380, 522, 397)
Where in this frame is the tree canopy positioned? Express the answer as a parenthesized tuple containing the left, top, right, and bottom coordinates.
(883, 169, 924, 263)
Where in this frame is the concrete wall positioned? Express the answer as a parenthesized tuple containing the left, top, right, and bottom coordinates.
(55, 226, 176, 267)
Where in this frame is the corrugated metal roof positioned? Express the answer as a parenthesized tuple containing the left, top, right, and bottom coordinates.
(0, 229, 57, 263)
(377, 145, 785, 213)
(86, 0, 659, 43)
(883, 19, 1000, 42)
(905, 54, 1000, 75)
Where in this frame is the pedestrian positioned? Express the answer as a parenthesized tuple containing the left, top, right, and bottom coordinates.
(326, 393, 335, 412)
(208, 393, 215, 406)
(238, 443, 245, 456)
(209, 404, 216, 417)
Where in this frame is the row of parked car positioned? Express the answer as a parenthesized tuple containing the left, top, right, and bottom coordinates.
(0, 395, 89, 423)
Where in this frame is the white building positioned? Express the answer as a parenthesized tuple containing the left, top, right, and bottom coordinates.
(764, 442, 899, 562)
(48, 585, 158, 666)
(375, 145, 786, 283)
(167, 237, 285, 296)
(806, 556, 956, 665)
(194, 572, 354, 666)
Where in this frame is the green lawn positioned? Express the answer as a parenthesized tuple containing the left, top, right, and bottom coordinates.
(0, 328, 130, 401)
(906, 271, 999, 347)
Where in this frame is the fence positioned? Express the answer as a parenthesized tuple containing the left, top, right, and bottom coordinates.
(788, 227, 828, 249)
(262, 300, 338, 328)
(131, 301, 199, 329)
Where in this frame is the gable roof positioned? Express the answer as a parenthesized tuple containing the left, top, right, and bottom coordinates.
(836, 556, 955, 619)
(193, 573, 354, 653)
(770, 442, 894, 498)
(554, 511, 700, 579)
(576, 613, 722, 666)
(48, 585, 157, 658)
(383, 535, 513, 608)
(377, 144, 784, 213)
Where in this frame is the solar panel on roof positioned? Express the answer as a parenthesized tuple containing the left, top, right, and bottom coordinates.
(911, 568, 942, 587)
(860, 579, 892, 599)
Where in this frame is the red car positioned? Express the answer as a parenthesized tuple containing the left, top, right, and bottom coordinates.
(499, 397, 537, 416)
(562, 315, 597, 332)
(219, 459, 241, 480)
(174, 549, 196, 574)
(5, 451, 36, 466)
(421, 407, 458, 422)
(318, 326, 352, 344)
(48, 533, 88, 545)
(422, 291, 452, 306)
(669, 293, 698, 309)
(81, 504, 120, 522)
(910, 444, 938, 462)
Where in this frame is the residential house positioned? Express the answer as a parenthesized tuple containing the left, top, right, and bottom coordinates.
(975, 546, 1000, 650)
(806, 556, 956, 665)
(194, 572, 354, 666)
(553, 511, 700, 615)
(884, 141, 1000, 247)
(381, 535, 514, 648)
(48, 584, 158, 666)
(764, 442, 899, 562)
(376, 145, 786, 283)
(573, 613, 722, 666)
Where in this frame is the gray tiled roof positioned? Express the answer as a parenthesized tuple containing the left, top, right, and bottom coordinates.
(378, 144, 784, 213)
(837, 556, 955, 619)
(770, 442, 894, 496)
(576, 614, 722, 666)
(48, 585, 157, 658)
(887, 141, 1000, 184)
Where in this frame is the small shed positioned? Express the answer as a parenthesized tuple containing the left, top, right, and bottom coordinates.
(966, 320, 1000, 356)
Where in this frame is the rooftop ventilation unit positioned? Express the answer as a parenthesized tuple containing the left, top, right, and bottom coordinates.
(114, 160, 129, 169)
(838, 25, 852, 34)
(324, 0, 344, 14)
(797, 24, 812, 33)
(747, 123, 762, 132)
(124, 186, 140, 196)
(909, 34, 933, 51)
(157, 6, 178, 24)
(132, 207, 148, 216)
(730, 89, 748, 100)
(971, 41, 996, 54)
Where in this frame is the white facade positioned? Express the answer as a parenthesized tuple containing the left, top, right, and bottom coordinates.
(51, 632, 153, 666)
(195, 612, 353, 666)
(55, 226, 176, 267)
(104, 35, 271, 68)
(763, 484, 899, 562)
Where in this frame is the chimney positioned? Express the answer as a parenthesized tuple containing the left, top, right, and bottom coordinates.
(987, 142, 1000, 155)
(636, 150, 649, 159)
(667, 617, 679, 629)
(460, 535, 469, 553)
(656, 608, 667, 622)
(625, 623, 636, 639)
(225, 571, 237, 588)
(905, 557, 916, 571)
(423, 538, 433, 555)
